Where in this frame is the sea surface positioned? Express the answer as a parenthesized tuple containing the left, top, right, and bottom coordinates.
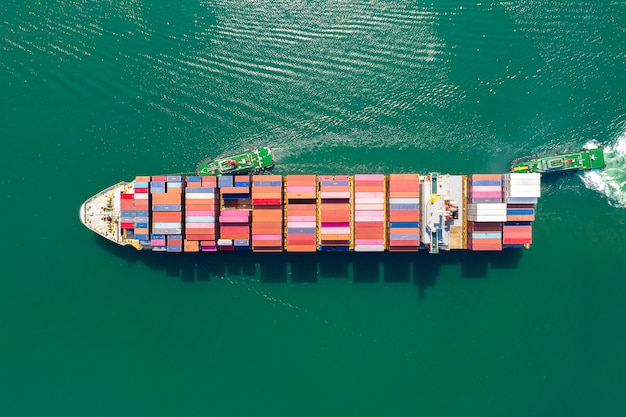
(1, 1, 626, 416)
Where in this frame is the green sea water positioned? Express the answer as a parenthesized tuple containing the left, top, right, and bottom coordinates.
(2, 1, 626, 416)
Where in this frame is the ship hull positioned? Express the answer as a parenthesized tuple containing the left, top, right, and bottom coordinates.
(80, 173, 541, 254)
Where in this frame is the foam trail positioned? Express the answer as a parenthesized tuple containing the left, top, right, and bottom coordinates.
(581, 131, 626, 208)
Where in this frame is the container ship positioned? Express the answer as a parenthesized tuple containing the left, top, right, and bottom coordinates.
(79, 172, 541, 253)
(511, 147, 605, 174)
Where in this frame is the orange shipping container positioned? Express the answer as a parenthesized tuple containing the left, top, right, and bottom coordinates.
(186, 233, 217, 241)
(152, 194, 182, 204)
(252, 186, 282, 193)
(252, 210, 282, 222)
(153, 212, 182, 222)
(183, 240, 200, 252)
(287, 204, 316, 213)
(320, 234, 350, 240)
(221, 187, 248, 194)
(388, 227, 420, 234)
(388, 192, 420, 198)
(252, 224, 283, 234)
(185, 199, 216, 206)
(389, 240, 420, 247)
(287, 245, 316, 252)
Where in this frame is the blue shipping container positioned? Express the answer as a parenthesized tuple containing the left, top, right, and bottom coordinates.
(222, 194, 249, 200)
(471, 180, 501, 186)
(287, 228, 316, 234)
(506, 209, 534, 215)
(186, 187, 215, 193)
(152, 204, 182, 212)
(185, 216, 215, 223)
(504, 221, 532, 226)
(471, 232, 502, 239)
(389, 234, 420, 240)
(389, 222, 420, 228)
(320, 180, 349, 186)
(389, 204, 420, 211)
(218, 176, 234, 187)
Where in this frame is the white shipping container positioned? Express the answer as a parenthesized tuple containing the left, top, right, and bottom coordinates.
(354, 245, 385, 252)
(505, 197, 538, 204)
(354, 203, 384, 211)
(468, 214, 507, 222)
(354, 197, 384, 204)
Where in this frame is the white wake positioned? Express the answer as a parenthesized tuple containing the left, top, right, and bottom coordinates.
(581, 131, 626, 208)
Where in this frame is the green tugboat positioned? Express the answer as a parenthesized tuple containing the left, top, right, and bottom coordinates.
(196, 147, 274, 176)
(510, 147, 605, 174)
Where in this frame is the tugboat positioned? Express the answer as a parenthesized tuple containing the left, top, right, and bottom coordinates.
(510, 146, 605, 174)
(196, 147, 274, 176)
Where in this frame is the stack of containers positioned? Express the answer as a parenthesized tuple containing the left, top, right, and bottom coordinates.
(467, 204, 507, 222)
(166, 234, 183, 253)
(353, 174, 385, 252)
(502, 173, 541, 204)
(318, 175, 352, 251)
(184, 176, 217, 252)
(467, 222, 503, 251)
(251, 175, 283, 252)
(468, 174, 503, 203)
(387, 174, 420, 251)
(467, 174, 505, 251)
(502, 173, 541, 247)
(506, 204, 535, 221)
(502, 222, 532, 246)
(218, 175, 251, 251)
(133, 176, 150, 243)
(285, 175, 317, 252)
(150, 175, 183, 251)
(120, 192, 135, 230)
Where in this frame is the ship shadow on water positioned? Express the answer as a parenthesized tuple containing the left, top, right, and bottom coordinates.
(95, 237, 523, 297)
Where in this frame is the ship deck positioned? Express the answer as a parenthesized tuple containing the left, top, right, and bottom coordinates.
(79, 182, 132, 246)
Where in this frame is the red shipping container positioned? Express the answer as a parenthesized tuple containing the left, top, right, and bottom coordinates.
(201, 177, 217, 187)
(287, 234, 316, 243)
